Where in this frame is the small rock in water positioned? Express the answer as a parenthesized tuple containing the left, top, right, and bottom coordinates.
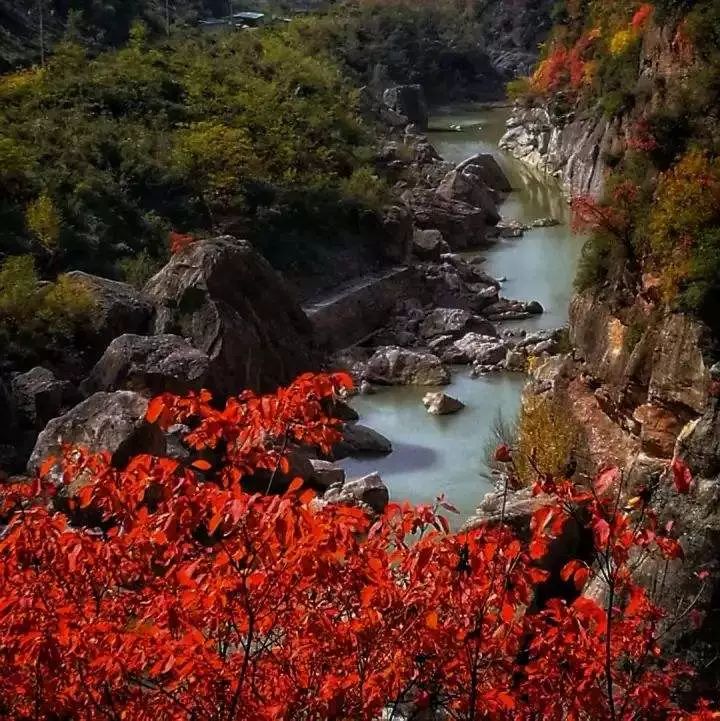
(359, 380, 377, 395)
(530, 217, 561, 228)
(422, 392, 465, 416)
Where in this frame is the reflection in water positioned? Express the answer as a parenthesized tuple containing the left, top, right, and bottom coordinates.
(341, 106, 586, 525)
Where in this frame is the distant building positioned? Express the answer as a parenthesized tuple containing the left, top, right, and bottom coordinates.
(232, 11, 266, 27)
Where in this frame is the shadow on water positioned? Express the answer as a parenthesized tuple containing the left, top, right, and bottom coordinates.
(340, 105, 586, 527)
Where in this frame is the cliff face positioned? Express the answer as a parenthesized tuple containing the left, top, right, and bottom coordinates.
(499, 105, 624, 198)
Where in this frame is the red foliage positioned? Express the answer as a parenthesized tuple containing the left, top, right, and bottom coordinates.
(628, 118, 659, 153)
(632, 3, 655, 32)
(169, 230, 197, 255)
(571, 181, 640, 239)
(532, 29, 599, 94)
(0, 374, 715, 720)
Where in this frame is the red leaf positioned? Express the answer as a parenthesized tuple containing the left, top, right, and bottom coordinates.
(494, 444, 512, 463)
(191, 459, 212, 471)
(671, 456, 693, 494)
(146, 396, 166, 424)
(288, 477, 304, 493)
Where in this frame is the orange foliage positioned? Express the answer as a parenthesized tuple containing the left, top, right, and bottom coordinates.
(0, 373, 716, 720)
(532, 29, 600, 94)
(169, 230, 196, 255)
(632, 3, 654, 31)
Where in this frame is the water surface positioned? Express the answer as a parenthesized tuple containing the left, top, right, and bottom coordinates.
(342, 106, 584, 523)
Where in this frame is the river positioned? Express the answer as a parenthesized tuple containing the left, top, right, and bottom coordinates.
(341, 105, 584, 524)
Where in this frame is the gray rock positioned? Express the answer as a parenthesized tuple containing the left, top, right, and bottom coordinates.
(412, 228, 450, 261)
(145, 236, 314, 396)
(404, 189, 487, 251)
(28, 391, 166, 475)
(493, 220, 527, 238)
(451, 333, 507, 365)
(12, 367, 78, 429)
(82, 334, 210, 396)
(504, 349, 527, 372)
(324, 472, 390, 515)
(336, 424, 393, 457)
(436, 160, 501, 225)
(309, 459, 346, 489)
(382, 85, 428, 130)
(530, 217, 561, 227)
(422, 392, 465, 416)
(364, 347, 450, 386)
(66, 271, 154, 352)
(420, 308, 497, 340)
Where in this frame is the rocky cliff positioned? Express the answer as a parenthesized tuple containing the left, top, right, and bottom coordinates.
(499, 104, 624, 198)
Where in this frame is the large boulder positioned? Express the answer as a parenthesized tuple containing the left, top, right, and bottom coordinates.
(364, 347, 450, 386)
(28, 391, 166, 475)
(11, 367, 78, 430)
(451, 333, 509, 365)
(404, 189, 487, 250)
(144, 237, 314, 396)
(323, 472, 390, 515)
(66, 271, 154, 352)
(335, 424, 393, 458)
(382, 85, 428, 130)
(436, 157, 505, 225)
(82, 334, 210, 396)
(420, 308, 497, 340)
(412, 228, 450, 261)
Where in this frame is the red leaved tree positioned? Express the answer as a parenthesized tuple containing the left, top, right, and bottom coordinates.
(0, 373, 716, 720)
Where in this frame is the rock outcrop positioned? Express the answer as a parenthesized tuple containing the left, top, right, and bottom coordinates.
(67, 271, 154, 353)
(82, 334, 210, 396)
(364, 347, 450, 386)
(499, 105, 623, 198)
(381, 85, 429, 130)
(323, 472, 390, 515)
(28, 391, 166, 475)
(145, 236, 314, 396)
(403, 189, 488, 250)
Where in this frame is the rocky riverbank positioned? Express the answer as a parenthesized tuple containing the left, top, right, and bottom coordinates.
(486, 81, 720, 690)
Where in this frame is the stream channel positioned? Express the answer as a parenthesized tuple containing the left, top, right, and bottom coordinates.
(341, 105, 584, 524)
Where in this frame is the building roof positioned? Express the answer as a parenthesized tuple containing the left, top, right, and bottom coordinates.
(233, 11, 265, 20)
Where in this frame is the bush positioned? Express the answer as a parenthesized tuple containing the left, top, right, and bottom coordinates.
(0, 374, 713, 720)
(516, 393, 581, 484)
(0, 255, 93, 365)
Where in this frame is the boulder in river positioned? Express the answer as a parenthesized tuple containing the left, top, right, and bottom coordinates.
(420, 308, 497, 340)
(364, 346, 450, 386)
(450, 333, 508, 365)
(422, 392, 465, 416)
(335, 424, 393, 458)
(436, 169, 500, 225)
(145, 236, 314, 396)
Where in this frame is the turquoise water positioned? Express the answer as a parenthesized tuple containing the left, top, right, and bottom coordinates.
(341, 106, 585, 523)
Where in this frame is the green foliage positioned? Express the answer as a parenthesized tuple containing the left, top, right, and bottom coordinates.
(340, 167, 389, 210)
(0, 256, 93, 365)
(679, 227, 720, 329)
(0, 27, 374, 275)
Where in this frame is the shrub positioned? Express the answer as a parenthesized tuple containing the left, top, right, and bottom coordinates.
(515, 393, 581, 484)
(0, 255, 93, 365)
(0, 375, 714, 719)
